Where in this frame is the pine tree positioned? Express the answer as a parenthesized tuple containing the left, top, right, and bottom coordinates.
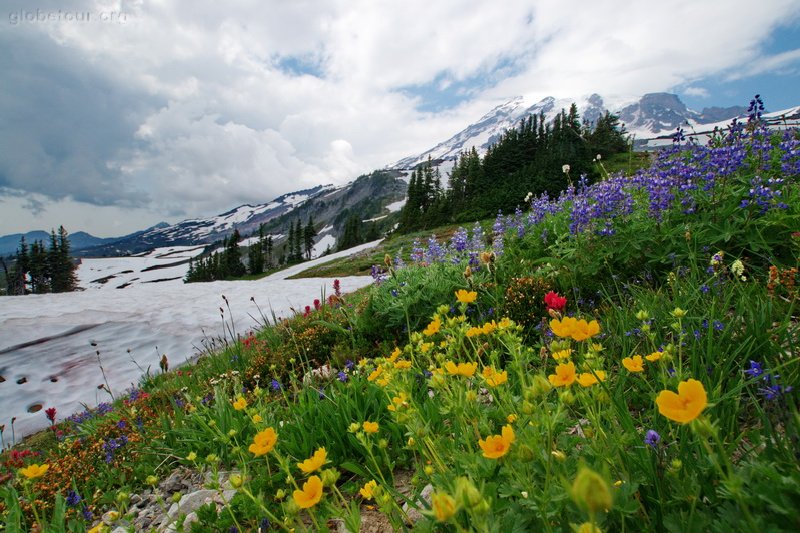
(293, 219, 303, 261)
(224, 230, 246, 277)
(52, 226, 77, 292)
(303, 216, 317, 259)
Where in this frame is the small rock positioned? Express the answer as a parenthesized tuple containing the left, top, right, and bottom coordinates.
(402, 483, 434, 524)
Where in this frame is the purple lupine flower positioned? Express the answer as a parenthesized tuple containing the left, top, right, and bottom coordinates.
(271, 379, 282, 392)
(66, 490, 81, 507)
(644, 430, 661, 449)
(337, 371, 348, 383)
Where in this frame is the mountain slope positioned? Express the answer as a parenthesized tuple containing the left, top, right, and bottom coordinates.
(393, 92, 751, 169)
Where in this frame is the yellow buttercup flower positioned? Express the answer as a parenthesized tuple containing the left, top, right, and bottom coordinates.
(420, 342, 434, 353)
(423, 316, 441, 336)
(549, 316, 577, 337)
(507, 413, 518, 423)
(19, 463, 49, 479)
(252, 414, 263, 423)
(388, 347, 402, 362)
(576, 370, 606, 387)
(466, 326, 483, 337)
(622, 355, 644, 372)
(359, 479, 378, 500)
(445, 361, 478, 377)
(570, 319, 601, 341)
(367, 366, 384, 382)
(656, 379, 708, 424)
(232, 396, 247, 410)
(248, 427, 278, 456)
(293, 475, 323, 509)
(394, 359, 412, 370)
(551, 348, 572, 361)
(481, 320, 498, 335)
(548, 361, 576, 387)
(645, 351, 663, 362)
(432, 492, 457, 521)
(297, 447, 327, 474)
(363, 421, 379, 433)
(485, 369, 508, 387)
(498, 317, 513, 329)
(387, 392, 410, 412)
(478, 424, 515, 459)
(455, 289, 478, 304)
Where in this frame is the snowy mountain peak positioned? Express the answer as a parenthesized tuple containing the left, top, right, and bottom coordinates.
(394, 92, 750, 169)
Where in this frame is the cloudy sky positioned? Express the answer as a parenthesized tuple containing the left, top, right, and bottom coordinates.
(1, 0, 799, 238)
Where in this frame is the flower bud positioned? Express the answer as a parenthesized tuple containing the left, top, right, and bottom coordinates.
(518, 444, 535, 461)
(229, 473, 244, 489)
(145, 475, 158, 486)
(551, 450, 566, 462)
(321, 468, 340, 486)
(530, 375, 552, 397)
(172, 492, 182, 503)
(115, 492, 129, 504)
(424, 465, 435, 476)
(691, 416, 716, 438)
(275, 488, 286, 500)
(455, 477, 482, 508)
(571, 466, 612, 514)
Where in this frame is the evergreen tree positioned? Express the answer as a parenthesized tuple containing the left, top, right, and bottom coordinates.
(223, 230, 246, 278)
(292, 219, 303, 261)
(286, 222, 295, 263)
(303, 216, 317, 260)
(52, 226, 77, 292)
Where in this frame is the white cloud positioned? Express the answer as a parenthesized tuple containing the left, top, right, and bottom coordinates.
(2, 0, 800, 236)
(684, 86, 710, 98)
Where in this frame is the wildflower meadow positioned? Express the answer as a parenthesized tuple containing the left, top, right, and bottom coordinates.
(1, 102, 798, 531)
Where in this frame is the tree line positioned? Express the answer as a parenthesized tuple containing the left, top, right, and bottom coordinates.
(2, 226, 78, 295)
(397, 105, 630, 232)
(184, 217, 318, 283)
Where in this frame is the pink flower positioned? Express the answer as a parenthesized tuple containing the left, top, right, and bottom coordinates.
(313, 299, 321, 310)
(303, 306, 312, 318)
(544, 291, 567, 312)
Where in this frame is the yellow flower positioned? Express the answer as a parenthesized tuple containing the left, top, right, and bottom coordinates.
(455, 289, 478, 304)
(297, 447, 327, 474)
(577, 522, 603, 533)
(252, 414, 263, 423)
(420, 342, 434, 353)
(232, 396, 247, 411)
(363, 421, 379, 433)
(466, 326, 483, 337)
(481, 320, 498, 335)
(293, 475, 323, 509)
(507, 413, 518, 423)
(445, 361, 478, 377)
(394, 360, 412, 370)
(367, 366, 384, 382)
(551, 348, 572, 361)
(478, 424, 515, 459)
(359, 479, 377, 500)
(19, 463, 49, 479)
(498, 317, 513, 329)
(186, 452, 197, 461)
(388, 347, 402, 362)
(485, 369, 508, 387)
(248, 427, 278, 456)
(432, 492, 457, 521)
(570, 319, 601, 341)
(87, 525, 108, 533)
(423, 316, 442, 336)
(576, 370, 606, 387)
(645, 351, 663, 362)
(549, 316, 577, 337)
(387, 392, 409, 412)
(622, 355, 644, 372)
(656, 379, 708, 424)
(548, 361, 576, 387)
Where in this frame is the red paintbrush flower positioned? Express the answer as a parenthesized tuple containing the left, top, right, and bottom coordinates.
(544, 291, 567, 312)
(45, 407, 57, 425)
